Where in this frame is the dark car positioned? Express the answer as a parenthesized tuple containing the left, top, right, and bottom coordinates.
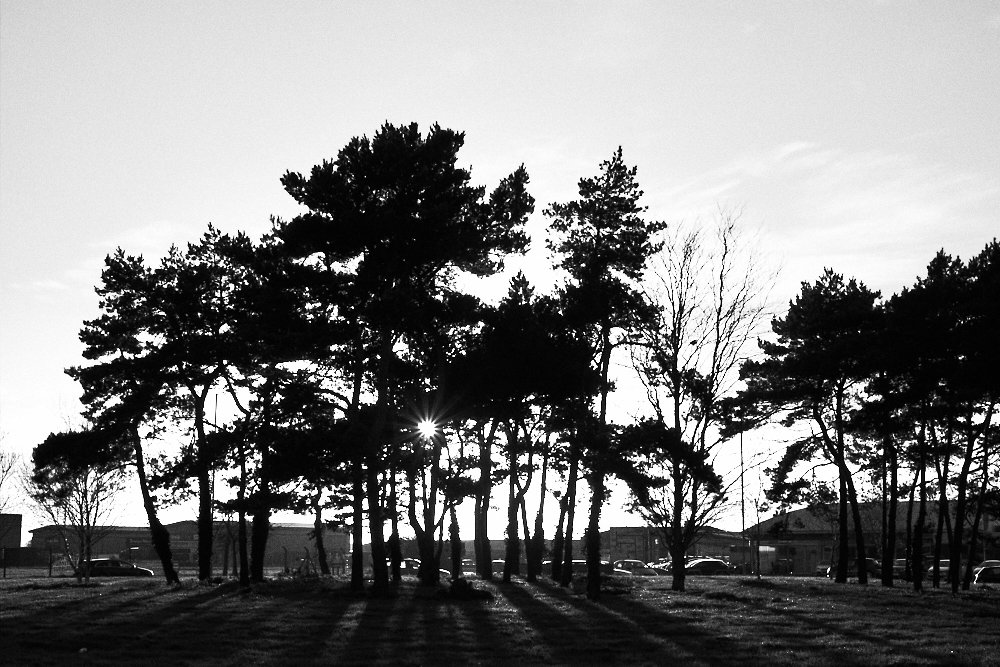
(79, 558, 154, 578)
(973, 565, 1000, 585)
(827, 557, 880, 579)
(683, 558, 731, 575)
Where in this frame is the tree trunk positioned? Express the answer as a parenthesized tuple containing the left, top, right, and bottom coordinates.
(845, 468, 868, 584)
(475, 421, 497, 580)
(249, 501, 270, 583)
(194, 394, 213, 581)
(351, 458, 364, 591)
(586, 325, 613, 601)
(130, 426, 179, 584)
(312, 490, 329, 576)
(560, 440, 580, 587)
(449, 504, 462, 579)
(529, 450, 548, 583)
(950, 415, 981, 593)
(963, 444, 992, 589)
(504, 449, 520, 583)
(365, 397, 390, 594)
(585, 468, 605, 601)
(835, 475, 849, 583)
(670, 460, 686, 592)
(551, 493, 567, 583)
(883, 435, 898, 587)
(913, 428, 928, 592)
(389, 465, 402, 584)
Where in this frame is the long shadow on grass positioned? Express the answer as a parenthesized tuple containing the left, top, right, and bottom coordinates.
(728, 579, 976, 665)
(2, 579, 173, 622)
(3, 582, 255, 664)
(87, 580, 355, 664)
(499, 579, 731, 664)
(335, 584, 507, 665)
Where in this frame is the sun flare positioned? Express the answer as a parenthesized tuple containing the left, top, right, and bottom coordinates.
(417, 419, 438, 439)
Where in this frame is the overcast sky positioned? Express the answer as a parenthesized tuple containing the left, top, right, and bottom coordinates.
(2, 2, 998, 541)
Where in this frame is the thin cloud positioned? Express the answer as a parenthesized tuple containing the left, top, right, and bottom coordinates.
(6, 278, 69, 292)
(648, 142, 998, 299)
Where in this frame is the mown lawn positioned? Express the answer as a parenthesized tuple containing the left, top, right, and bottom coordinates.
(1, 573, 997, 665)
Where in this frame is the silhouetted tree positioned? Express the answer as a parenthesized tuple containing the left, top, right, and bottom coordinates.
(28, 430, 124, 581)
(277, 122, 532, 593)
(870, 242, 1000, 591)
(0, 437, 19, 513)
(630, 210, 773, 591)
(545, 147, 664, 599)
(70, 249, 185, 584)
(737, 269, 880, 584)
(447, 274, 596, 581)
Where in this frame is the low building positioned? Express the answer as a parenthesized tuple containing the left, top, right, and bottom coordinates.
(748, 501, 1000, 576)
(600, 526, 747, 564)
(29, 519, 350, 572)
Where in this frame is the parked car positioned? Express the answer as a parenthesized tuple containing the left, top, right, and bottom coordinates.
(891, 558, 910, 580)
(613, 560, 666, 576)
(815, 562, 831, 577)
(78, 558, 153, 578)
(555, 560, 631, 576)
(827, 558, 880, 579)
(683, 558, 731, 575)
(613, 559, 647, 572)
(612, 559, 665, 575)
(926, 560, 961, 578)
(973, 560, 1000, 576)
(973, 565, 1000, 585)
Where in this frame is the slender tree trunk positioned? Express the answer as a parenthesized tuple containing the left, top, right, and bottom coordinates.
(950, 406, 986, 592)
(846, 470, 868, 584)
(194, 393, 213, 581)
(348, 363, 365, 591)
(963, 443, 992, 589)
(835, 474, 849, 583)
(237, 439, 250, 588)
(389, 468, 402, 584)
(585, 467, 605, 600)
(350, 458, 364, 591)
(130, 426, 179, 584)
(475, 421, 497, 580)
(884, 436, 898, 587)
(312, 490, 329, 575)
(904, 470, 916, 582)
(913, 424, 928, 592)
(504, 440, 520, 583)
(249, 488, 270, 583)
(365, 394, 391, 594)
(551, 493, 567, 582)
(586, 329, 613, 601)
(560, 439, 580, 587)
(670, 460, 686, 592)
(449, 504, 462, 579)
(530, 449, 548, 583)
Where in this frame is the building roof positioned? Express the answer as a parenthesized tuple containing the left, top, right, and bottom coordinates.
(749, 500, 971, 537)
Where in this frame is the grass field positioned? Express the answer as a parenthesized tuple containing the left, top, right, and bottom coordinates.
(1, 572, 997, 666)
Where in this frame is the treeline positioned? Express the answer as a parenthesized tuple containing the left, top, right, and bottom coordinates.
(28, 121, 996, 598)
(730, 245, 999, 593)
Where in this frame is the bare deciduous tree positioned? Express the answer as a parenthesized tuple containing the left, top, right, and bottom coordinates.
(26, 432, 124, 579)
(0, 437, 19, 513)
(628, 206, 776, 591)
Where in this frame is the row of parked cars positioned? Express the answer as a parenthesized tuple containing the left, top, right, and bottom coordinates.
(611, 557, 732, 576)
(817, 558, 1000, 585)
